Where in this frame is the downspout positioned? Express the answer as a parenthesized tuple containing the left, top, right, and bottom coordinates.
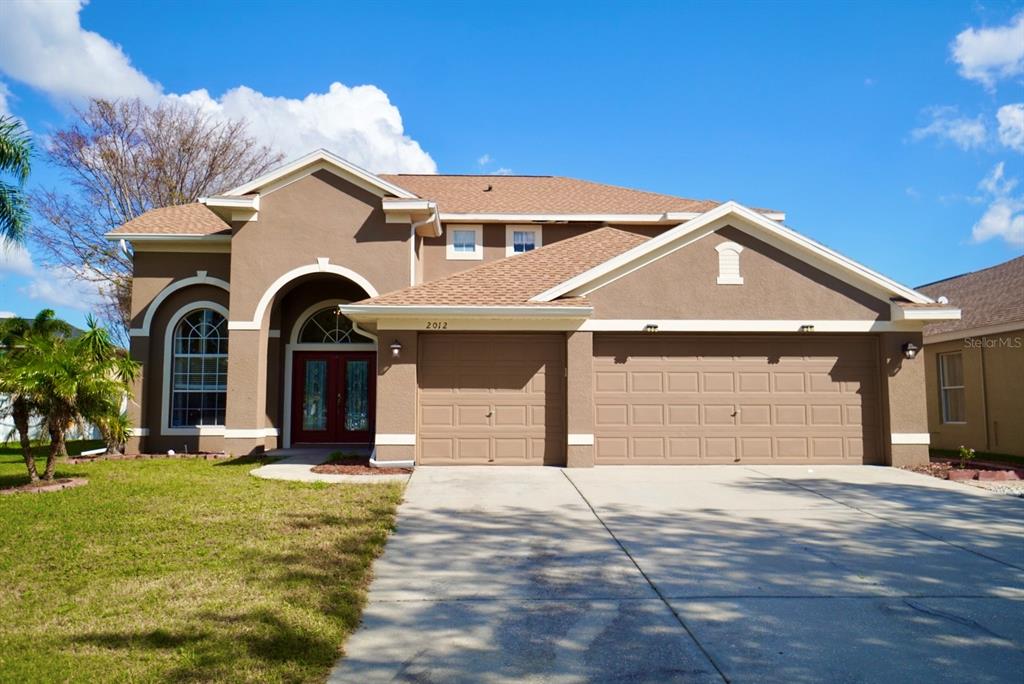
(409, 206, 439, 287)
(980, 340, 991, 451)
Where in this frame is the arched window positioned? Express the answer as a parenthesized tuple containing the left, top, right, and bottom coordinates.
(297, 307, 372, 344)
(170, 308, 228, 427)
(715, 241, 745, 285)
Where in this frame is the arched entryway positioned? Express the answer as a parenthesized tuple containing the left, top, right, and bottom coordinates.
(264, 275, 379, 448)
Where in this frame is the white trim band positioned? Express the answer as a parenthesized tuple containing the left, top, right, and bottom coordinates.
(578, 319, 919, 333)
(568, 433, 595, 446)
(132, 428, 150, 437)
(891, 433, 930, 445)
(375, 433, 417, 446)
(224, 428, 280, 439)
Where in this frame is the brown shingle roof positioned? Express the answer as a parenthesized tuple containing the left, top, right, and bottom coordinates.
(108, 203, 230, 236)
(379, 174, 725, 215)
(356, 227, 649, 307)
(919, 255, 1024, 338)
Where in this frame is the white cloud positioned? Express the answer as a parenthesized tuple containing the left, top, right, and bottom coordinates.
(0, 239, 105, 312)
(997, 103, 1024, 153)
(971, 162, 1024, 247)
(0, 82, 11, 117)
(951, 12, 1024, 90)
(0, 311, 15, 319)
(0, 0, 159, 104)
(492, 168, 514, 176)
(169, 85, 435, 173)
(911, 106, 987, 150)
(477, 153, 492, 166)
(0, 1, 436, 174)
(0, 239, 34, 276)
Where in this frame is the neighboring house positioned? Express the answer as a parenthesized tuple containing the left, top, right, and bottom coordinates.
(918, 256, 1024, 457)
(107, 149, 959, 467)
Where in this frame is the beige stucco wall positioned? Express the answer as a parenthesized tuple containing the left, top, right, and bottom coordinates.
(420, 223, 662, 282)
(566, 331, 594, 467)
(227, 169, 412, 322)
(129, 251, 230, 326)
(375, 331, 418, 461)
(924, 329, 1024, 456)
(588, 226, 891, 321)
(879, 331, 929, 467)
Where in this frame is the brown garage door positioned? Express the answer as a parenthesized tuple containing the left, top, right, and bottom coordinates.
(418, 333, 565, 465)
(593, 334, 881, 464)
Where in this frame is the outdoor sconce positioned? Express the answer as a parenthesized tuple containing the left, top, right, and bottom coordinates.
(643, 323, 659, 333)
(902, 342, 920, 360)
(799, 324, 815, 333)
(389, 340, 402, 358)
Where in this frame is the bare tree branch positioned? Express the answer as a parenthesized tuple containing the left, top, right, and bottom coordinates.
(30, 98, 284, 337)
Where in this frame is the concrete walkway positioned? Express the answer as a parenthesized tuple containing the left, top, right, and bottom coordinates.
(330, 465, 1024, 683)
(249, 447, 410, 483)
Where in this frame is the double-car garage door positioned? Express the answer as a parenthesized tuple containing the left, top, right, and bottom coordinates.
(593, 335, 882, 464)
(417, 333, 882, 466)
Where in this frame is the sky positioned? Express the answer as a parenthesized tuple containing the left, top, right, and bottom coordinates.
(0, 0, 1022, 328)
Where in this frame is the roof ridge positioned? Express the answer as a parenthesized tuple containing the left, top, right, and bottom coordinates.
(918, 254, 1024, 290)
(552, 175, 719, 205)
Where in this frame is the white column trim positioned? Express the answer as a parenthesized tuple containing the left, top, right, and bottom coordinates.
(375, 433, 416, 446)
(568, 433, 595, 446)
(224, 428, 279, 439)
(131, 271, 230, 337)
(891, 432, 931, 445)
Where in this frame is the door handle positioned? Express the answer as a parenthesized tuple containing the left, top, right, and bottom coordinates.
(485, 408, 493, 418)
(337, 392, 344, 408)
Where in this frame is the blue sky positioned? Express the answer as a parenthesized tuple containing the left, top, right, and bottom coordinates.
(0, 0, 1022, 328)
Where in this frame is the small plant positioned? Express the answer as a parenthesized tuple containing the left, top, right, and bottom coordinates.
(958, 445, 976, 469)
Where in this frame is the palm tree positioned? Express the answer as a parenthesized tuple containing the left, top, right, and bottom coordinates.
(0, 310, 72, 481)
(17, 316, 138, 480)
(0, 115, 32, 242)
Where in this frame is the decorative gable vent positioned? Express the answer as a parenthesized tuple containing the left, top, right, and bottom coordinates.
(715, 241, 744, 285)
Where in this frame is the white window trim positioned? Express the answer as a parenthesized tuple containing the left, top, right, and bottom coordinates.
(505, 224, 543, 257)
(938, 352, 966, 424)
(161, 300, 230, 437)
(446, 224, 483, 261)
(715, 241, 744, 285)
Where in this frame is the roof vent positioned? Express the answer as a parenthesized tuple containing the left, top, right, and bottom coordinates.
(937, 296, 949, 304)
(483, 184, 493, 192)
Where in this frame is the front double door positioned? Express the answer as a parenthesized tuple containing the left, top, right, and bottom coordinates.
(292, 351, 375, 443)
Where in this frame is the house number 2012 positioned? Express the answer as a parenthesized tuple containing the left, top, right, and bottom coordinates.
(425, 321, 448, 330)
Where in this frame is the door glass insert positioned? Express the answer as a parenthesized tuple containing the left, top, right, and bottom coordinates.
(302, 360, 329, 431)
(345, 359, 369, 432)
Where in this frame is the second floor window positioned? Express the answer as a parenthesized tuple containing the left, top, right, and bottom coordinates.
(452, 230, 477, 253)
(513, 230, 537, 253)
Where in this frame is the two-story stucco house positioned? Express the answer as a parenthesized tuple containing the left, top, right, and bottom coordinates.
(108, 149, 959, 467)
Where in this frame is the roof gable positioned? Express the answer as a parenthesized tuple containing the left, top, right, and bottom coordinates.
(224, 149, 418, 199)
(532, 202, 933, 305)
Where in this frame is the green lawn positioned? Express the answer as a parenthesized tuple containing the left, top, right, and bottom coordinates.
(0, 443, 404, 683)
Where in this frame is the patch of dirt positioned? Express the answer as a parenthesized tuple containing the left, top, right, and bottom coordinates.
(0, 477, 88, 495)
(311, 456, 412, 476)
(903, 462, 953, 479)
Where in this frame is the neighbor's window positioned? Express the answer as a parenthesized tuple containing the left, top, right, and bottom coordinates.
(452, 230, 477, 253)
(938, 352, 965, 423)
(513, 230, 537, 253)
(170, 308, 227, 427)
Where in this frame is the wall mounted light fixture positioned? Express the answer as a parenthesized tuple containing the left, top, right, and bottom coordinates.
(902, 342, 920, 360)
(390, 340, 402, 358)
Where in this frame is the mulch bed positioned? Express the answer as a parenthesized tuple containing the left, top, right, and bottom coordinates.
(0, 477, 88, 495)
(311, 455, 412, 476)
(904, 459, 1023, 482)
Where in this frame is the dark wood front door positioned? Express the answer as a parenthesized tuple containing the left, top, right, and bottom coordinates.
(292, 351, 375, 443)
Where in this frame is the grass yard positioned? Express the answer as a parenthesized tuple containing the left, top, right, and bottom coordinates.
(0, 443, 404, 683)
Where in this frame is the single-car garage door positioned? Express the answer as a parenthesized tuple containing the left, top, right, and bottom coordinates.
(593, 334, 882, 464)
(418, 333, 565, 465)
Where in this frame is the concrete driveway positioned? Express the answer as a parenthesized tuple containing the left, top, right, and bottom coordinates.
(330, 466, 1024, 683)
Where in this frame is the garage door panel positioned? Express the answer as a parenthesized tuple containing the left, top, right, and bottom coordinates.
(418, 334, 565, 465)
(593, 334, 882, 465)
